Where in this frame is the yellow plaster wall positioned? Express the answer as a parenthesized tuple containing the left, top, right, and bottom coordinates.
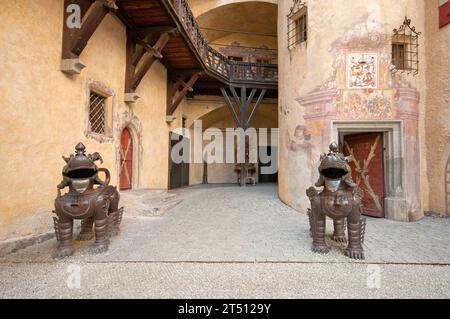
(181, 98, 278, 184)
(277, 0, 429, 213)
(425, 0, 450, 215)
(0, 0, 169, 240)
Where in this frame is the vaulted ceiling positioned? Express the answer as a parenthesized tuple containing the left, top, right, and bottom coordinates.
(192, 1, 278, 43)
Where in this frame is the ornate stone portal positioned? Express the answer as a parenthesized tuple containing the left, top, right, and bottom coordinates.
(52, 143, 124, 259)
(306, 143, 366, 260)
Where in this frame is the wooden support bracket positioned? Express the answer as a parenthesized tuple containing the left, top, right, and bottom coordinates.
(167, 72, 204, 116)
(220, 86, 267, 129)
(220, 86, 267, 187)
(61, 0, 117, 74)
(124, 32, 172, 102)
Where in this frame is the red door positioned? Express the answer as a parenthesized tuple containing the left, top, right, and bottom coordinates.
(120, 127, 133, 190)
(343, 132, 385, 218)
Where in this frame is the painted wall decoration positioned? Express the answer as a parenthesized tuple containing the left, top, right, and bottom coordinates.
(347, 53, 378, 89)
(341, 90, 393, 119)
(293, 13, 422, 221)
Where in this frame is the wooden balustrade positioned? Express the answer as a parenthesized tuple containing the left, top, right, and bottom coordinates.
(171, 0, 278, 86)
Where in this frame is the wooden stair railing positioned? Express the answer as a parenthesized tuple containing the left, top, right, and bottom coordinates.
(169, 0, 278, 87)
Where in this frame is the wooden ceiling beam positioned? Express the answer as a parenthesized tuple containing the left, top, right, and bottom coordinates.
(61, 0, 117, 74)
(167, 71, 204, 116)
(128, 25, 177, 38)
(125, 31, 173, 102)
(130, 32, 170, 91)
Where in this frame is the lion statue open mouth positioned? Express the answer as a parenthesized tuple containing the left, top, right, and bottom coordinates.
(52, 143, 124, 259)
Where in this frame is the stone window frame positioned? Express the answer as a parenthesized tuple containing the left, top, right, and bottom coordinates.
(332, 120, 406, 221)
(84, 78, 116, 143)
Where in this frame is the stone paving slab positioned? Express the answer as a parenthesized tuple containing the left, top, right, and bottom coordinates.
(1, 262, 449, 299)
(1, 185, 449, 264)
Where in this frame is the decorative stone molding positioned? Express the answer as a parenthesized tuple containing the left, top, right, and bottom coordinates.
(115, 109, 143, 190)
(124, 93, 141, 103)
(84, 78, 116, 143)
(166, 115, 176, 123)
(61, 58, 86, 75)
(296, 89, 339, 120)
(290, 13, 423, 221)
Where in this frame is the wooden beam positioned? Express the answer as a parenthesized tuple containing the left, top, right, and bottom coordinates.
(167, 72, 204, 115)
(246, 88, 257, 110)
(62, 0, 92, 59)
(180, 80, 194, 92)
(246, 89, 267, 127)
(61, 0, 116, 74)
(135, 38, 163, 59)
(220, 86, 266, 187)
(167, 79, 182, 115)
(125, 34, 137, 96)
(129, 26, 177, 38)
(129, 32, 171, 91)
(220, 87, 240, 127)
(71, 1, 110, 56)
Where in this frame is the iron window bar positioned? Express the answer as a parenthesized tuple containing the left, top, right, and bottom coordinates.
(392, 16, 421, 75)
(89, 91, 106, 135)
(287, 0, 307, 50)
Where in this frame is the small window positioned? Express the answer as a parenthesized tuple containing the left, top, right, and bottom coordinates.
(84, 80, 114, 143)
(392, 17, 421, 75)
(89, 91, 107, 135)
(229, 56, 243, 62)
(294, 14, 307, 44)
(287, 1, 307, 50)
(392, 43, 406, 70)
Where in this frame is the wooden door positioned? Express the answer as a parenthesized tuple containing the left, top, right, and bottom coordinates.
(343, 132, 385, 218)
(258, 146, 278, 183)
(169, 132, 190, 190)
(120, 127, 133, 190)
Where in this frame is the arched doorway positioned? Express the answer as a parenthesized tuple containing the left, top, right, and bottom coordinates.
(120, 127, 133, 190)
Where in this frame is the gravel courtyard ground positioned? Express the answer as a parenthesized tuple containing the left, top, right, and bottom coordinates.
(1, 184, 449, 298)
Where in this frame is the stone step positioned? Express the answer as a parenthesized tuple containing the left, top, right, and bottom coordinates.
(120, 189, 182, 218)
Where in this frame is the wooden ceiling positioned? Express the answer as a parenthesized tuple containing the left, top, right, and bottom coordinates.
(117, 0, 202, 70)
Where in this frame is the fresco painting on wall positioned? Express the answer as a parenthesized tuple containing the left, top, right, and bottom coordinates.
(341, 90, 393, 119)
(347, 53, 378, 89)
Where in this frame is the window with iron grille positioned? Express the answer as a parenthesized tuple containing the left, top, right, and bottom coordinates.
(287, 0, 307, 50)
(392, 17, 421, 75)
(392, 43, 406, 70)
(89, 91, 107, 135)
(295, 14, 307, 44)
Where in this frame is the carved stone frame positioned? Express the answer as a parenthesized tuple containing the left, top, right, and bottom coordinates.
(115, 110, 143, 190)
(84, 78, 116, 143)
(332, 120, 407, 221)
